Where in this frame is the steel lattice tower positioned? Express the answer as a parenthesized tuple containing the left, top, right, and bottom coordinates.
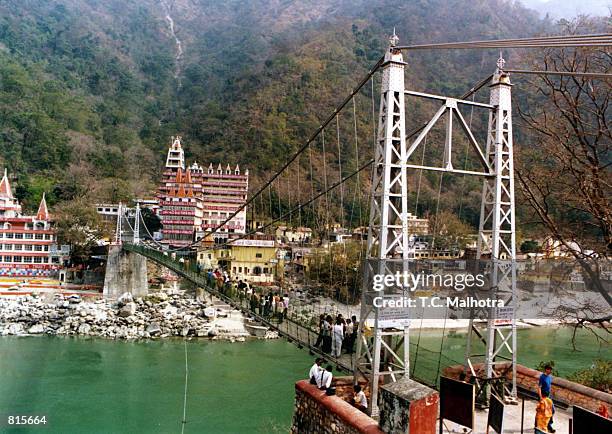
(355, 31, 411, 416)
(466, 57, 518, 402)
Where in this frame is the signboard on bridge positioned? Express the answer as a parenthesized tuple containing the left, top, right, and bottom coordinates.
(376, 297, 411, 328)
(494, 306, 514, 327)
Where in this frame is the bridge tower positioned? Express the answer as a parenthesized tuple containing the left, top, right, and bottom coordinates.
(466, 55, 518, 402)
(355, 30, 411, 416)
(115, 202, 123, 245)
(133, 202, 141, 245)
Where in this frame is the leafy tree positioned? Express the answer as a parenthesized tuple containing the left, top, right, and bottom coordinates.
(53, 199, 111, 264)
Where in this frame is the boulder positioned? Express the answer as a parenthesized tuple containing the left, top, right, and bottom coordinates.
(67, 295, 81, 304)
(146, 323, 162, 336)
(118, 302, 137, 318)
(117, 292, 133, 306)
(28, 324, 45, 334)
(7, 323, 24, 335)
(78, 323, 92, 335)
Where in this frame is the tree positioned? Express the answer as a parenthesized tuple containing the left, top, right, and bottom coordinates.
(520, 240, 541, 254)
(516, 17, 611, 320)
(53, 199, 111, 264)
(141, 207, 162, 234)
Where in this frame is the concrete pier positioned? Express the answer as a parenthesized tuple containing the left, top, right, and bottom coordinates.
(103, 245, 148, 299)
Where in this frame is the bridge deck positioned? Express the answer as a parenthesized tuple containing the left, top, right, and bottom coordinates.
(124, 244, 355, 372)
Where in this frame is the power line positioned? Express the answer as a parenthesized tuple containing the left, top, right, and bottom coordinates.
(396, 33, 612, 51)
(505, 69, 612, 79)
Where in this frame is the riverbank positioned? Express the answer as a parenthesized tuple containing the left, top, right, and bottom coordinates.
(0, 291, 277, 341)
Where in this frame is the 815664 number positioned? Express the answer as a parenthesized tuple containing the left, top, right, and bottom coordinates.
(8, 416, 47, 425)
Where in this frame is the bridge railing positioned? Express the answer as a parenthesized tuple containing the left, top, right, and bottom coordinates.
(122, 243, 354, 372)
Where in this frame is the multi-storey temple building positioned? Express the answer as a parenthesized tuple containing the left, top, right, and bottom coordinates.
(156, 137, 248, 248)
(0, 170, 62, 277)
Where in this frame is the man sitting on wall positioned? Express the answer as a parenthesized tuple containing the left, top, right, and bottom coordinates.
(352, 384, 367, 413)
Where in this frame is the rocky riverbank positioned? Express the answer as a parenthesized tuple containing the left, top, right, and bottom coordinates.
(0, 291, 278, 341)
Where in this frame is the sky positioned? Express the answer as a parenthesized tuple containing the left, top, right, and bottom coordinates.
(521, 0, 611, 18)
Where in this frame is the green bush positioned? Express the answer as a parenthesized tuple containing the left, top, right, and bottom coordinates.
(567, 359, 611, 393)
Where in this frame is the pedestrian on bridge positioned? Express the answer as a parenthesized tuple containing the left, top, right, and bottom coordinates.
(314, 314, 325, 348)
(322, 315, 333, 354)
(343, 318, 353, 353)
(538, 364, 556, 433)
(331, 317, 344, 357)
(535, 390, 554, 434)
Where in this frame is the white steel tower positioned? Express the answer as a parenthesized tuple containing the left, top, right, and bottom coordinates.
(466, 55, 518, 402)
(355, 31, 411, 416)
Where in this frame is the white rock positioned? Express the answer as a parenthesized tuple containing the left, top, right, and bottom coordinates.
(28, 324, 45, 334)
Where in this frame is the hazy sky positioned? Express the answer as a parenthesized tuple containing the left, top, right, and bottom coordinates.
(522, 0, 610, 17)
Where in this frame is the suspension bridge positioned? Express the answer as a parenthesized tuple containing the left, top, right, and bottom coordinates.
(107, 32, 612, 416)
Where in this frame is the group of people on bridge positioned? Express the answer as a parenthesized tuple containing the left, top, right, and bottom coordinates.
(314, 313, 358, 358)
(204, 268, 290, 321)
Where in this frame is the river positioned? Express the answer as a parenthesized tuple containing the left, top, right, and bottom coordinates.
(0, 327, 607, 433)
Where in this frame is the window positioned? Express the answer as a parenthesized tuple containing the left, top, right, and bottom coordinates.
(255, 253, 262, 258)
(25, 233, 33, 239)
(13, 256, 22, 263)
(34, 245, 42, 251)
(23, 256, 32, 263)
(24, 245, 32, 251)
(4, 244, 12, 251)
(52, 257, 60, 264)
(5, 233, 13, 239)
(14, 233, 23, 239)
(34, 257, 42, 263)
(35, 234, 44, 240)
(3, 256, 11, 262)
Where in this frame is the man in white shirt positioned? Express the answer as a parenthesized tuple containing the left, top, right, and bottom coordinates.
(352, 384, 368, 412)
(317, 365, 333, 390)
(309, 358, 322, 383)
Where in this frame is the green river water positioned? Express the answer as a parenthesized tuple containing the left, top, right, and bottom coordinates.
(0, 327, 608, 434)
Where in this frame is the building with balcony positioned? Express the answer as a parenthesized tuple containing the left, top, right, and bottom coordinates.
(0, 170, 63, 277)
(156, 137, 248, 248)
(197, 236, 282, 284)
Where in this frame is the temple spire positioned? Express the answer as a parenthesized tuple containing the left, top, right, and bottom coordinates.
(0, 169, 13, 198)
(36, 193, 49, 220)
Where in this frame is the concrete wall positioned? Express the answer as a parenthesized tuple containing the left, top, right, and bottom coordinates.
(103, 245, 148, 299)
(292, 380, 383, 434)
(443, 363, 612, 413)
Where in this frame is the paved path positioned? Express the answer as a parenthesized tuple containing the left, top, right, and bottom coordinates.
(440, 398, 571, 433)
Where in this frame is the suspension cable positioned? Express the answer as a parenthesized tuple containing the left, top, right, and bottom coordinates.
(199, 57, 384, 245)
(200, 160, 374, 252)
(395, 33, 612, 51)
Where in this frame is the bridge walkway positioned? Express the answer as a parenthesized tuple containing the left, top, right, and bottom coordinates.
(123, 243, 355, 372)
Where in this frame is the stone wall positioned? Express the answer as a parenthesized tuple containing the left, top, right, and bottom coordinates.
(379, 378, 439, 434)
(443, 363, 612, 413)
(103, 245, 149, 299)
(292, 380, 383, 434)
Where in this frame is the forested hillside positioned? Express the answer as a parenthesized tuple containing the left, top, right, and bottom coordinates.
(0, 0, 569, 232)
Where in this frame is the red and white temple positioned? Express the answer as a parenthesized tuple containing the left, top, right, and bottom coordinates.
(0, 170, 62, 277)
(156, 137, 248, 247)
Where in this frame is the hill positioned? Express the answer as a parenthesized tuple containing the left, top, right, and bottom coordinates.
(0, 0, 550, 229)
